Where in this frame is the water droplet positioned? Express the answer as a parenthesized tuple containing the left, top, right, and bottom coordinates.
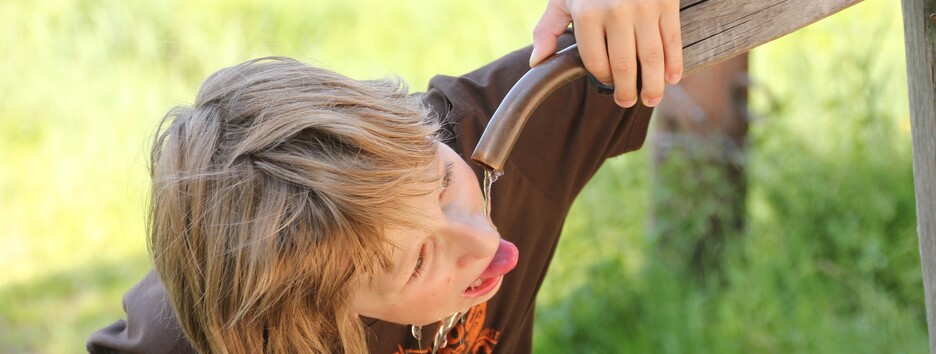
(410, 324, 422, 341)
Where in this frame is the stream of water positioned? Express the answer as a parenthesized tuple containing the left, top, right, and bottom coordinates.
(482, 167, 503, 217)
(425, 167, 503, 353)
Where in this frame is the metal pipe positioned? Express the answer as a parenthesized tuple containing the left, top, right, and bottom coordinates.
(470, 44, 589, 172)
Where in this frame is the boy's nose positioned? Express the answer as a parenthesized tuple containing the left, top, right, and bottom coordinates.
(453, 216, 500, 269)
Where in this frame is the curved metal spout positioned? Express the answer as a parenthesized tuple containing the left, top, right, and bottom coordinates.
(471, 44, 588, 172)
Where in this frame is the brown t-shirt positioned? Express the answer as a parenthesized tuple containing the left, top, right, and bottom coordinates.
(87, 33, 652, 354)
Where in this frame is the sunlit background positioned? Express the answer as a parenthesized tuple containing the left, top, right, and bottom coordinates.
(0, 0, 923, 352)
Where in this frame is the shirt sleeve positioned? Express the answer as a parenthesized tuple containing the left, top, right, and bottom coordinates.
(86, 270, 195, 354)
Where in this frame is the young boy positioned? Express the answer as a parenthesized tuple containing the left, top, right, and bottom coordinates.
(88, 1, 681, 352)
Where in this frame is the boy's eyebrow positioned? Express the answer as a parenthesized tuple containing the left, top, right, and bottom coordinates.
(381, 235, 412, 290)
(390, 229, 430, 289)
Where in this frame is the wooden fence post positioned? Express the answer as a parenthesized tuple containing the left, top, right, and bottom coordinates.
(900, 0, 936, 352)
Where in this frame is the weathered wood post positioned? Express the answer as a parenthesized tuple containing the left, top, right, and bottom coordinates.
(900, 0, 936, 351)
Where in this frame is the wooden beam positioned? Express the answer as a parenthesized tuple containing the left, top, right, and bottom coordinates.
(680, 0, 863, 76)
(901, 0, 936, 352)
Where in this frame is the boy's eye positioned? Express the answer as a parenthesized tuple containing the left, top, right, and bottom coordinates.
(410, 244, 427, 281)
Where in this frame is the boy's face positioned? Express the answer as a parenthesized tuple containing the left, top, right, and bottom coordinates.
(352, 143, 519, 325)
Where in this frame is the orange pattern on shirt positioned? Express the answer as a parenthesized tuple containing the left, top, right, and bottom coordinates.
(394, 302, 500, 354)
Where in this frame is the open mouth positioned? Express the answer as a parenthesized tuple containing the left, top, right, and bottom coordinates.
(462, 239, 519, 298)
(463, 276, 501, 297)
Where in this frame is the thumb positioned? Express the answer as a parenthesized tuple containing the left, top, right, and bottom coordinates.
(530, 2, 572, 67)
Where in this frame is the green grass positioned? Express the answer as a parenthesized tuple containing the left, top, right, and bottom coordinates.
(0, 0, 924, 352)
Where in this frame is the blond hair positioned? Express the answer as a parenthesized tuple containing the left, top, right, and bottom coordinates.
(148, 57, 440, 353)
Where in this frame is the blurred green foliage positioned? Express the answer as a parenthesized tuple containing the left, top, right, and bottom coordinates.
(536, 1, 924, 353)
(0, 0, 923, 353)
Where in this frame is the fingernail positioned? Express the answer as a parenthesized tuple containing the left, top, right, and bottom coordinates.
(529, 51, 539, 67)
(666, 73, 682, 84)
(620, 98, 637, 108)
(645, 97, 661, 107)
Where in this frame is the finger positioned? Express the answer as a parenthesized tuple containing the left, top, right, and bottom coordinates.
(531, 0, 573, 67)
(573, 18, 613, 85)
(607, 22, 638, 107)
(635, 15, 666, 107)
(660, 3, 683, 84)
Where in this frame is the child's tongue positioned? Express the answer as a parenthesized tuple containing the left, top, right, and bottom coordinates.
(478, 239, 519, 279)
